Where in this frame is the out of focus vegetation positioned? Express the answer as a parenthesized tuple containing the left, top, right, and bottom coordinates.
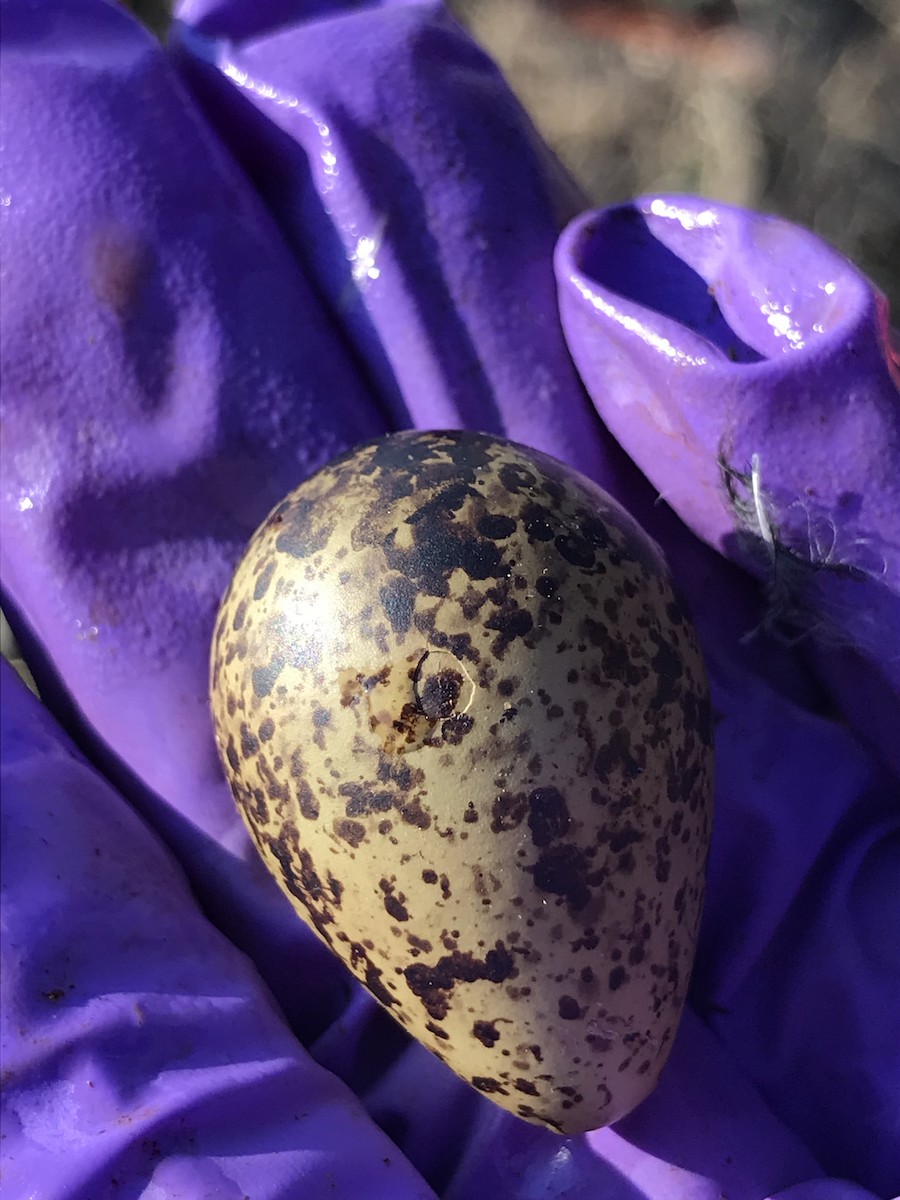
(452, 0, 900, 314)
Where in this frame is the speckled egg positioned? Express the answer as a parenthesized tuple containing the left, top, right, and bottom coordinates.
(210, 430, 714, 1134)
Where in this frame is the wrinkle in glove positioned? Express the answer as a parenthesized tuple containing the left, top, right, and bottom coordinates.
(172, 0, 616, 485)
(2, 0, 898, 1196)
(556, 199, 900, 736)
(0, 662, 436, 1200)
(0, 0, 385, 1039)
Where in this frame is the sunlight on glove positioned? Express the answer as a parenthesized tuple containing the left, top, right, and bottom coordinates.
(1, 2, 897, 1197)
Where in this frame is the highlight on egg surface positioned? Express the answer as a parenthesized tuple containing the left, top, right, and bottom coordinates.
(210, 429, 715, 1134)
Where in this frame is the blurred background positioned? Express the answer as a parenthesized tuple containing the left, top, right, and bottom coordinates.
(126, 0, 900, 313)
(449, 0, 899, 314)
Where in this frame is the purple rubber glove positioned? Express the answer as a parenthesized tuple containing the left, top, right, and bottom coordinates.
(0, 0, 386, 1044)
(554, 198, 900, 1190)
(0, 660, 435, 1200)
(172, 0, 612, 485)
(0, 683, 875, 1199)
(555, 200, 900, 772)
(1, 0, 897, 1197)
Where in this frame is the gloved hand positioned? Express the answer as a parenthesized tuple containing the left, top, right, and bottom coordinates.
(1, 2, 897, 1198)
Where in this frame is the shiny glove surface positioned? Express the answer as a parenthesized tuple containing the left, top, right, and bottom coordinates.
(1, 1, 897, 1197)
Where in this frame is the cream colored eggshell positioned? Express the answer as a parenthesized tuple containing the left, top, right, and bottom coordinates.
(210, 430, 714, 1134)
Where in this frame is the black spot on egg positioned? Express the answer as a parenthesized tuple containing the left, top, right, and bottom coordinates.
(491, 791, 528, 833)
(558, 995, 585, 1021)
(529, 843, 595, 911)
(527, 787, 570, 847)
(416, 666, 464, 719)
(473, 1019, 501, 1047)
(609, 966, 628, 991)
(554, 533, 595, 569)
(478, 513, 517, 540)
(253, 559, 277, 600)
(225, 736, 240, 773)
(251, 657, 284, 699)
(380, 575, 418, 635)
(334, 819, 366, 848)
(231, 599, 248, 631)
(499, 462, 536, 494)
(240, 723, 259, 759)
(472, 1076, 509, 1096)
(404, 942, 517, 1022)
(275, 498, 333, 559)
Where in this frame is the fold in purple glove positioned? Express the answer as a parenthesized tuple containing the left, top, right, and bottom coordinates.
(1, 660, 435, 1200)
(1, 2, 898, 1198)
